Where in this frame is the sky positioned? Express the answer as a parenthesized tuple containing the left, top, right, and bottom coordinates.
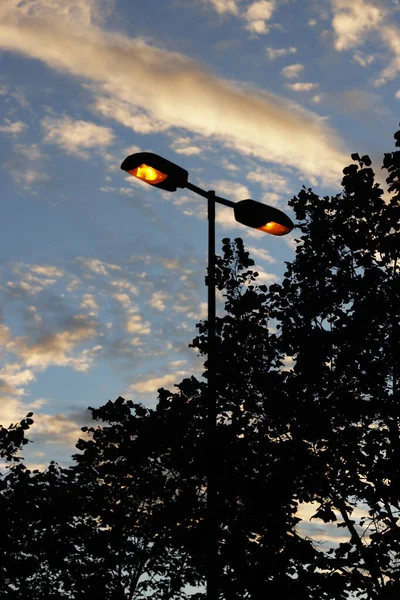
(0, 0, 400, 556)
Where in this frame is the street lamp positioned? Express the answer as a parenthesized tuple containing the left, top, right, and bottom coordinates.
(121, 151, 294, 600)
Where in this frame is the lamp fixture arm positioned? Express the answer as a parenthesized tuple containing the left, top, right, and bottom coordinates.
(185, 181, 235, 208)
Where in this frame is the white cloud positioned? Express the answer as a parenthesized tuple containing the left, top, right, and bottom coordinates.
(129, 370, 188, 394)
(42, 115, 115, 158)
(126, 313, 151, 335)
(9, 315, 100, 372)
(94, 96, 169, 134)
(0, 2, 348, 185)
(246, 169, 288, 190)
(281, 64, 304, 79)
(243, 0, 276, 34)
(308, 18, 317, 27)
(353, 51, 375, 67)
(203, 0, 239, 15)
(75, 257, 121, 275)
(312, 94, 323, 104)
(246, 245, 277, 264)
(149, 291, 169, 312)
(210, 179, 250, 201)
(170, 135, 203, 156)
(286, 82, 319, 92)
(396, 90, 400, 98)
(0, 119, 26, 134)
(0, 363, 36, 396)
(29, 412, 83, 446)
(80, 293, 99, 315)
(331, 0, 384, 51)
(374, 26, 400, 84)
(266, 46, 296, 60)
(11, 0, 115, 30)
(12, 168, 50, 188)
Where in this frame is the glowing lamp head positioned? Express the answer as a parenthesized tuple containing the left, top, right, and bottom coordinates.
(121, 152, 188, 192)
(234, 199, 294, 236)
(129, 164, 168, 185)
(258, 221, 292, 236)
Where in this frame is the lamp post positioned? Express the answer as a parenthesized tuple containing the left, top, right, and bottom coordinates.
(121, 152, 294, 600)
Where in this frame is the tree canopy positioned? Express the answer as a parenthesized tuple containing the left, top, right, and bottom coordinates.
(1, 127, 400, 598)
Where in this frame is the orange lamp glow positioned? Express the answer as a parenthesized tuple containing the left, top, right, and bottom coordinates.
(129, 164, 168, 185)
(258, 221, 291, 236)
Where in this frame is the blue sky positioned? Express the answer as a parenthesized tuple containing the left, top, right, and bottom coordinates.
(0, 1, 399, 548)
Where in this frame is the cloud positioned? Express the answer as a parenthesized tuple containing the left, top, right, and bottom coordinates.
(0, 3, 348, 185)
(374, 26, 400, 84)
(211, 179, 251, 201)
(0, 119, 26, 134)
(41, 115, 115, 158)
(246, 245, 277, 264)
(126, 313, 151, 335)
(10, 0, 115, 30)
(0, 363, 36, 397)
(203, 0, 239, 15)
(9, 315, 101, 372)
(286, 83, 319, 92)
(75, 257, 121, 276)
(331, 0, 384, 51)
(149, 291, 169, 312)
(28, 412, 84, 446)
(129, 370, 189, 394)
(266, 46, 296, 60)
(80, 293, 99, 315)
(352, 51, 375, 67)
(246, 169, 288, 190)
(243, 0, 276, 34)
(396, 90, 400, 99)
(170, 136, 203, 156)
(281, 64, 304, 79)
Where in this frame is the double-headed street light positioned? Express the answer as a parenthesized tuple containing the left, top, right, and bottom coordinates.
(121, 151, 294, 600)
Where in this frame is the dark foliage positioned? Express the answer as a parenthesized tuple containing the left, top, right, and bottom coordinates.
(2, 127, 400, 598)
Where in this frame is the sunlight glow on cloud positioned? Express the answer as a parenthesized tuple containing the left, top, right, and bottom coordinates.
(0, 2, 348, 186)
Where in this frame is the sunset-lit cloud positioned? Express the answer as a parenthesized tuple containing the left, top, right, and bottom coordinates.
(0, 2, 348, 185)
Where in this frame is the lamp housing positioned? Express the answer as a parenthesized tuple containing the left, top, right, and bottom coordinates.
(121, 152, 188, 192)
(234, 199, 294, 236)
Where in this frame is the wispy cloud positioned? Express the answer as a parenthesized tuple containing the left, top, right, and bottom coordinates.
(266, 46, 296, 60)
(0, 119, 27, 134)
(281, 63, 304, 79)
(41, 115, 115, 158)
(286, 82, 319, 92)
(0, 1, 348, 186)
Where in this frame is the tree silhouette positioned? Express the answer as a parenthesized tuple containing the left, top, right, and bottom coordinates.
(2, 127, 400, 598)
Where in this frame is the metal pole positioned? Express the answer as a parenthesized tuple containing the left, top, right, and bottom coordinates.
(206, 191, 218, 600)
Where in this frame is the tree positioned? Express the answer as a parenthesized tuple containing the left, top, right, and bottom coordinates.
(3, 127, 400, 599)
(266, 131, 400, 598)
